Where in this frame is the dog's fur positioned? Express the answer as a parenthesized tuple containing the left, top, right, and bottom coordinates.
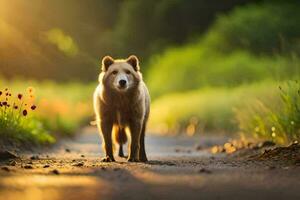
(93, 55, 150, 162)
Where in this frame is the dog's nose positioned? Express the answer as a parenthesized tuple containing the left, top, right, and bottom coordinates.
(119, 80, 127, 87)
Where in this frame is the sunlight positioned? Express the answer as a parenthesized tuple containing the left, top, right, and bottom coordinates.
(0, 175, 107, 200)
(45, 28, 79, 57)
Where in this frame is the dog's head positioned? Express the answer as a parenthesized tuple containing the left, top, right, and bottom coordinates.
(99, 55, 142, 93)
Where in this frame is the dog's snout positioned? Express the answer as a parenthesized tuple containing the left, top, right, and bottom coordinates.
(119, 79, 127, 87)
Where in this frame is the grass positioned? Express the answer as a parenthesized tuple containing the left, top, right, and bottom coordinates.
(145, 1, 300, 144)
(236, 80, 300, 144)
(0, 79, 95, 147)
(150, 80, 300, 144)
(0, 87, 54, 147)
(149, 81, 278, 135)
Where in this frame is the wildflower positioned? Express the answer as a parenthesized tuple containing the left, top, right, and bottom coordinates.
(18, 94, 23, 100)
(30, 95, 35, 99)
(5, 88, 8, 91)
(0, 102, 2, 107)
(2, 102, 7, 106)
(271, 127, 276, 132)
(5, 93, 9, 96)
(0, 91, 2, 96)
(23, 110, 28, 116)
(27, 87, 35, 94)
(9, 93, 11, 96)
(272, 132, 276, 137)
(31, 105, 37, 110)
(14, 105, 18, 109)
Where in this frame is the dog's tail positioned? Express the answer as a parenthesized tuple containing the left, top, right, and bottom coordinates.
(113, 126, 127, 145)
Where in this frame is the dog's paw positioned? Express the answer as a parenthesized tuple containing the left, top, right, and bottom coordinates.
(127, 157, 139, 162)
(101, 156, 115, 162)
(119, 154, 128, 159)
(139, 156, 148, 162)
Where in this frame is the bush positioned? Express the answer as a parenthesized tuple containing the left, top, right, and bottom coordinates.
(146, 45, 299, 98)
(204, 1, 300, 55)
(145, 1, 300, 98)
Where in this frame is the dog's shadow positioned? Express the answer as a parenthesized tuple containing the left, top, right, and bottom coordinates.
(146, 160, 176, 166)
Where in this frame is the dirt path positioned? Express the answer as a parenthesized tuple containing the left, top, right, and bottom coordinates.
(0, 127, 300, 200)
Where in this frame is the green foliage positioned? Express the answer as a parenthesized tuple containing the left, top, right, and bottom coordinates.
(236, 81, 300, 144)
(113, 0, 253, 58)
(146, 1, 300, 98)
(0, 80, 94, 147)
(0, 88, 54, 147)
(146, 45, 299, 98)
(0, 0, 255, 80)
(204, 1, 300, 55)
(149, 81, 277, 135)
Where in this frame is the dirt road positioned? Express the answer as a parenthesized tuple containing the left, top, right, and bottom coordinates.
(0, 127, 299, 200)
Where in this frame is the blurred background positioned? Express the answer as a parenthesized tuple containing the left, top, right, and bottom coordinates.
(0, 0, 299, 146)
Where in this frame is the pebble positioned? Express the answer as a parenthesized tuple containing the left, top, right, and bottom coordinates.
(73, 162, 84, 167)
(24, 165, 33, 169)
(30, 155, 40, 160)
(65, 149, 71, 153)
(1, 166, 10, 172)
(0, 151, 18, 161)
(51, 169, 60, 175)
(267, 166, 276, 170)
(198, 168, 212, 174)
(8, 160, 17, 166)
(195, 145, 203, 151)
(258, 141, 276, 148)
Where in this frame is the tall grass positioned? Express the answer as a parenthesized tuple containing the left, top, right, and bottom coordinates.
(236, 80, 300, 144)
(149, 81, 278, 136)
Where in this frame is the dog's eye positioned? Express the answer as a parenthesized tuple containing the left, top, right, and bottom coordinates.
(125, 70, 131, 74)
(112, 70, 118, 75)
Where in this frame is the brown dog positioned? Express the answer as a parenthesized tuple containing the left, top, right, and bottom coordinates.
(93, 55, 150, 162)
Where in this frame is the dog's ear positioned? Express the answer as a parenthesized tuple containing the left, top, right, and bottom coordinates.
(126, 55, 140, 71)
(101, 56, 114, 71)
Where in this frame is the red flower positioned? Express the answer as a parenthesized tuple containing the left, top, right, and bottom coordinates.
(31, 105, 37, 110)
(17, 94, 23, 100)
(23, 110, 28, 116)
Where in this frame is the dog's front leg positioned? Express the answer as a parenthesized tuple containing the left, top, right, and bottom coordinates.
(127, 122, 142, 162)
(100, 120, 115, 162)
